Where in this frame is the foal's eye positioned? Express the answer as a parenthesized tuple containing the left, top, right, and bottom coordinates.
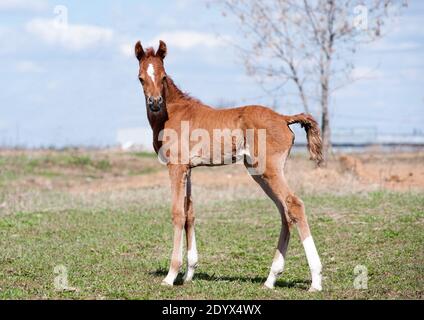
(162, 76, 167, 82)
(139, 77, 145, 85)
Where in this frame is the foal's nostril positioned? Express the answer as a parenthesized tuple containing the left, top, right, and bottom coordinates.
(158, 96, 163, 104)
(147, 96, 154, 105)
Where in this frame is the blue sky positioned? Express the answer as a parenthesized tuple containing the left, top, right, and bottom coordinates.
(0, 0, 423, 148)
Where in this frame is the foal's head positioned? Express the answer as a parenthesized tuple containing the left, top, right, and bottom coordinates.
(135, 40, 167, 112)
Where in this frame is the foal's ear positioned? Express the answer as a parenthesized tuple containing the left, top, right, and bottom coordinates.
(135, 41, 145, 61)
(156, 40, 167, 60)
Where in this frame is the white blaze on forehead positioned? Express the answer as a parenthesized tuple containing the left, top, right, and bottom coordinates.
(147, 63, 155, 83)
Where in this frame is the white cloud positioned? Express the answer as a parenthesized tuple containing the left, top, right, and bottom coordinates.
(26, 19, 114, 51)
(118, 31, 229, 58)
(351, 66, 383, 80)
(0, 0, 48, 12)
(149, 31, 229, 50)
(119, 42, 135, 58)
(16, 60, 45, 73)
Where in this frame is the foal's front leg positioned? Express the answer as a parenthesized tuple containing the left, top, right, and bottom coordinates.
(183, 170, 198, 283)
(162, 165, 189, 286)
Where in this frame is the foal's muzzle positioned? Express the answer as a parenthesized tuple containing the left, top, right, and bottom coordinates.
(147, 96, 164, 112)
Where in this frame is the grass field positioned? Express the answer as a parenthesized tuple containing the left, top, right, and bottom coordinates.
(0, 150, 423, 299)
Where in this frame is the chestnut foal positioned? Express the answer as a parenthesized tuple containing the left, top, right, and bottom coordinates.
(135, 40, 324, 291)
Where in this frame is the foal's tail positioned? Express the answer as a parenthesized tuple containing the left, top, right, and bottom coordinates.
(283, 113, 323, 166)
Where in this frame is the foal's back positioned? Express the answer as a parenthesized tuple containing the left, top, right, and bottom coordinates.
(171, 101, 285, 127)
(171, 102, 295, 151)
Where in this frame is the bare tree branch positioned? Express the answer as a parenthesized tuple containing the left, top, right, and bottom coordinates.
(215, 0, 407, 161)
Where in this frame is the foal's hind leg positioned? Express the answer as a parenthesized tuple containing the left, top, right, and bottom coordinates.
(249, 167, 292, 289)
(286, 194, 322, 291)
(249, 161, 322, 291)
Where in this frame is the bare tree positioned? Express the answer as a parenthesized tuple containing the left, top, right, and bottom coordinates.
(216, 0, 407, 161)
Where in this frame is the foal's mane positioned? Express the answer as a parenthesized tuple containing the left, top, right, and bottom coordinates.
(144, 47, 156, 58)
(166, 76, 201, 104)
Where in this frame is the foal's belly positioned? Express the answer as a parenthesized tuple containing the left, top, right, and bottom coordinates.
(189, 147, 249, 167)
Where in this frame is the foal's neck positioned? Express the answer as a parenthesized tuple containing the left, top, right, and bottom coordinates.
(164, 76, 196, 105)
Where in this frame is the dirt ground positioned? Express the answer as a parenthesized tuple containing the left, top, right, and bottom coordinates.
(64, 150, 424, 194)
(1, 149, 423, 196)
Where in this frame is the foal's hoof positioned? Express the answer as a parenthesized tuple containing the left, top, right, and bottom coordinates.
(263, 282, 275, 290)
(161, 279, 174, 286)
(308, 286, 322, 292)
(183, 271, 196, 283)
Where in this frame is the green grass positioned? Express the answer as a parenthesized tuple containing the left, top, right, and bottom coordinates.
(128, 167, 160, 176)
(132, 151, 157, 158)
(0, 191, 422, 299)
(0, 153, 162, 186)
(0, 153, 111, 184)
